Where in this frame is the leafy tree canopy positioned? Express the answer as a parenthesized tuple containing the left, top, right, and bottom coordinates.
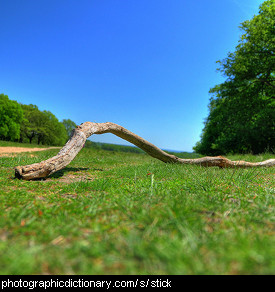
(194, 0, 275, 155)
(0, 94, 24, 141)
(0, 94, 74, 146)
(62, 119, 77, 138)
(20, 105, 68, 146)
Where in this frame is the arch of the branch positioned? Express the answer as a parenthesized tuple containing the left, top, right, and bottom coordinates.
(14, 122, 275, 180)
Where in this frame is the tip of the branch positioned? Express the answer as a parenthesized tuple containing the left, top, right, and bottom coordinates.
(14, 166, 23, 179)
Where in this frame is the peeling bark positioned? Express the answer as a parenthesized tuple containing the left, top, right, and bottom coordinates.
(14, 122, 275, 180)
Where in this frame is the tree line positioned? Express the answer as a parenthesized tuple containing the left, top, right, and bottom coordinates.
(0, 93, 76, 146)
(194, 0, 274, 155)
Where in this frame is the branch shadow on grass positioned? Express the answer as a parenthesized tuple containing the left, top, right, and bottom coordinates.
(48, 167, 104, 181)
(12, 167, 104, 181)
(48, 167, 90, 179)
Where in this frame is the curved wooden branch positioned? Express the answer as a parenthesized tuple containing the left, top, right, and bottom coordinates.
(14, 122, 275, 180)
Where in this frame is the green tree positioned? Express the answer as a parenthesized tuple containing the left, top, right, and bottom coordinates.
(62, 119, 77, 138)
(194, 0, 275, 155)
(41, 111, 67, 145)
(0, 94, 23, 141)
(20, 104, 68, 146)
(20, 104, 41, 143)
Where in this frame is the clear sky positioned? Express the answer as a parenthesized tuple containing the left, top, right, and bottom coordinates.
(0, 0, 264, 151)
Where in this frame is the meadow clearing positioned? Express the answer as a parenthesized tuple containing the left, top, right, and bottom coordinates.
(0, 142, 274, 275)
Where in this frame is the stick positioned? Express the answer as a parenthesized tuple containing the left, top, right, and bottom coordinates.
(14, 122, 275, 180)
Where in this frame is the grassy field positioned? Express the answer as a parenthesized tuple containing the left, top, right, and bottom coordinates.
(0, 143, 274, 275)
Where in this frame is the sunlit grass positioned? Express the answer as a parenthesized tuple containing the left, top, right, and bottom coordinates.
(0, 145, 274, 274)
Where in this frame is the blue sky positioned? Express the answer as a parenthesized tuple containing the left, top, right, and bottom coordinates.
(0, 0, 263, 151)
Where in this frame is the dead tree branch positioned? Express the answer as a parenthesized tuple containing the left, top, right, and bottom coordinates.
(14, 122, 275, 180)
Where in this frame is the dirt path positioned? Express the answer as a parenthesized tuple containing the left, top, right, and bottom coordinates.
(0, 147, 60, 156)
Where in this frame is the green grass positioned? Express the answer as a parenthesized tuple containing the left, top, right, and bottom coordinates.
(0, 144, 274, 275)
